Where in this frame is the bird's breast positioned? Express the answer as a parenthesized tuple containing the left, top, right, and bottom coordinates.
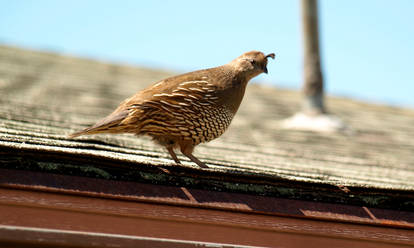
(184, 103, 234, 144)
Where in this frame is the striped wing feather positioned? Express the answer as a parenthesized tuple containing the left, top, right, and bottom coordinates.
(124, 80, 232, 143)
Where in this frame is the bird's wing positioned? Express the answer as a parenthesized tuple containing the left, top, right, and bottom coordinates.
(115, 79, 226, 138)
(127, 79, 220, 119)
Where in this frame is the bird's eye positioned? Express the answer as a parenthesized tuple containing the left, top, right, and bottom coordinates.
(249, 59, 256, 65)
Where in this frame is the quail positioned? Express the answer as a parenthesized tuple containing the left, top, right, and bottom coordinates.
(69, 51, 275, 168)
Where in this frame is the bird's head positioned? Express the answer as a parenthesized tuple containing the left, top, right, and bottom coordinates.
(230, 51, 275, 79)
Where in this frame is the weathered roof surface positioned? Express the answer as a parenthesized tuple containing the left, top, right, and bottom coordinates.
(1, 45, 414, 210)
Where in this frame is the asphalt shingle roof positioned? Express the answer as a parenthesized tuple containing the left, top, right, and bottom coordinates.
(1, 45, 413, 210)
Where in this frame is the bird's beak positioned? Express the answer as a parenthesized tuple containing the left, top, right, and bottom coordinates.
(263, 66, 268, 74)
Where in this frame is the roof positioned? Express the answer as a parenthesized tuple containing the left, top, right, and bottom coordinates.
(0, 45, 413, 247)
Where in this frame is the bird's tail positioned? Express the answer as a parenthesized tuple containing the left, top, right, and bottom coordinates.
(68, 109, 130, 139)
(67, 127, 103, 138)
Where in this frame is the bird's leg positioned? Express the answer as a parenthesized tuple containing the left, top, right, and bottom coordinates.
(180, 145, 209, 168)
(183, 152, 209, 168)
(166, 146, 181, 165)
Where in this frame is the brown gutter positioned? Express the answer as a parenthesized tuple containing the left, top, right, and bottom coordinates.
(0, 169, 413, 247)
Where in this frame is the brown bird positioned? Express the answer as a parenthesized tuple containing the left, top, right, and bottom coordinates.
(69, 51, 275, 168)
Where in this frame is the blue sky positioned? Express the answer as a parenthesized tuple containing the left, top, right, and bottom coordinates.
(1, 0, 413, 107)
